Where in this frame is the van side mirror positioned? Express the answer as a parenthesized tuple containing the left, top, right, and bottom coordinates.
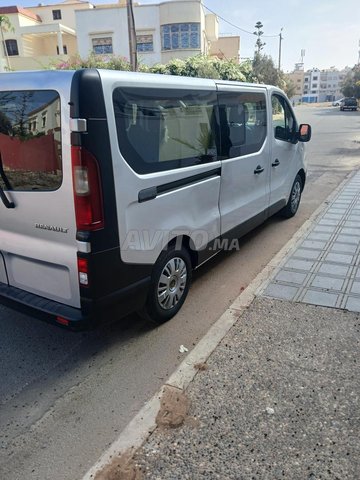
(298, 123, 311, 142)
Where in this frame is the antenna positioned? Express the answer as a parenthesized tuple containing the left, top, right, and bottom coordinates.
(301, 49, 305, 64)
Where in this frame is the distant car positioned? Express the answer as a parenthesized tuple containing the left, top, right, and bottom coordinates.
(340, 97, 358, 111)
(332, 98, 344, 106)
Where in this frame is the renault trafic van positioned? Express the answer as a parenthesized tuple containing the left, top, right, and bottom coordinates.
(0, 69, 311, 328)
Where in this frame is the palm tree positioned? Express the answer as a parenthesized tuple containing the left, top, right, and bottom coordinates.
(0, 15, 14, 71)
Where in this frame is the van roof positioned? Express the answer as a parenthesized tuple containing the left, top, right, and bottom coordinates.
(0, 68, 283, 95)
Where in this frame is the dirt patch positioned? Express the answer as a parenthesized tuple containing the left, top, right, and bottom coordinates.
(155, 385, 190, 428)
(94, 450, 142, 480)
(194, 362, 208, 371)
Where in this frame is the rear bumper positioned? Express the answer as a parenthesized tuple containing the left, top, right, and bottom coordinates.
(0, 277, 151, 330)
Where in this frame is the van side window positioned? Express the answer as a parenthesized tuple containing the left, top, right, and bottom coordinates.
(0, 90, 62, 191)
(272, 94, 297, 142)
(217, 92, 267, 159)
(113, 88, 218, 174)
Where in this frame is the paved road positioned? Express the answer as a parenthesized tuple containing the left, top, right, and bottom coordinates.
(0, 106, 359, 480)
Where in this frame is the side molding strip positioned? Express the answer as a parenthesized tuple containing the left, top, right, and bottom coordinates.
(138, 167, 221, 203)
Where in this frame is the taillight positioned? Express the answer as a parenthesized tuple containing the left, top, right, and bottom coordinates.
(77, 256, 89, 286)
(71, 146, 104, 231)
(56, 316, 70, 326)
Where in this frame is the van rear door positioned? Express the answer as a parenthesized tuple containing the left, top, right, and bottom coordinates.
(0, 72, 80, 308)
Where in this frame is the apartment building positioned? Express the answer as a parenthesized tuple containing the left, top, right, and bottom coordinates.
(0, 0, 94, 71)
(302, 67, 348, 103)
(286, 63, 305, 103)
(75, 0, 240, 66)
(287, 65, 349, 103)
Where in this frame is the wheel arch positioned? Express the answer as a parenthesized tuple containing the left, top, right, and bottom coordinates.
(297, 168, 306, 191)
(167, 235, 198, 269)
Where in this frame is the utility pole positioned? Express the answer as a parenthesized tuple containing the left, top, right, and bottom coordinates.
(126, 0, 137, 71)
(278, 28, 283, 71)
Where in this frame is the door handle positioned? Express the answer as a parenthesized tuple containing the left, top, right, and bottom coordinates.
(272, 159, 280, 167)
(254, 165, 264, 174)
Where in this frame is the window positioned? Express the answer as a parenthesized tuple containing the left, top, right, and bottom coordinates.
(56, 45, 67, 55)
(4, 39, 18, 56)
(272, 94, 297, 142)
(304, 78, 309, 82)
(313, 76, 318, 80)
(52, 9, 61, 20)
(217, 92, 267, 158)
(312, 84, 317, 88)
(0, 90, 62, 191)
(136, 34, 153, 52)
(92, 37, 113, 54)
(113, 87, 218, 174)
(161, 23, 200, 50)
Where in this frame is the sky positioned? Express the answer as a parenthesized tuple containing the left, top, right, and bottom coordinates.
(1, 0, 359, 72)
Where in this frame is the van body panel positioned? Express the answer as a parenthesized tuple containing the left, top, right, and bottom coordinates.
(99, 70, 221, 265)
(270, 138, 305, 207)
(268, 88, 307, 208)
(216, 83, 270, 235)
(0, 71, 80, 308)
(0, 70, 309, 328)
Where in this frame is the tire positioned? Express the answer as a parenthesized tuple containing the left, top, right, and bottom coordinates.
(142, 244, 192, 325)
(281, 174, 303, 218)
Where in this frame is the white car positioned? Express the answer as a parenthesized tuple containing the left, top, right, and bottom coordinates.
(332, 98, 344, 106)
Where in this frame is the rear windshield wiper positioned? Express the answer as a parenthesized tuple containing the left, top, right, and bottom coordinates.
(0, 153, 15, 208)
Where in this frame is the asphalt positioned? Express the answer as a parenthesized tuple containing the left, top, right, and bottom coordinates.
(130, 172, 360, 480)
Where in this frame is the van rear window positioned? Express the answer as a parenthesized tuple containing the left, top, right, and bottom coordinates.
(0, 90, 62, 191)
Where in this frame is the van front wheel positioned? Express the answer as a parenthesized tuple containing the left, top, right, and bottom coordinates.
(281, 174, 303, 218)
(143, 245, 192, 324)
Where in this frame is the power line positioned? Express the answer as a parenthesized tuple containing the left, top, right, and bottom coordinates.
(203, 4, 280, 38)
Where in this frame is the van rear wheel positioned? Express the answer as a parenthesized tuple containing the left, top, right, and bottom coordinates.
(143, 245, 192, 325)
(281, 174, 303, 218)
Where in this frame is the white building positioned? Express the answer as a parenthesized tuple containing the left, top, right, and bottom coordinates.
(302, 67, 348, 103)
(75, 0, 239, 67)
(0, 1, 94, 71)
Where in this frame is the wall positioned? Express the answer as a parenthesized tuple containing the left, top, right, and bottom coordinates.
(210, 36, 239, 61)
(76, 0, 206, 66)
(28, 1, 93, 30)
(0, 133, 59, 172)
(8, 55, 69, 71)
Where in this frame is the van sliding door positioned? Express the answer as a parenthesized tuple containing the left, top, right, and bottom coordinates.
(217, 85, 270, 237)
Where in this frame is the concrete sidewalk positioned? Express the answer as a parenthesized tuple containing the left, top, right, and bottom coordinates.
(91, 173, 360, 480)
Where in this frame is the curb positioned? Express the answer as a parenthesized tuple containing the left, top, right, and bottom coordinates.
(82, 171, 354, 480)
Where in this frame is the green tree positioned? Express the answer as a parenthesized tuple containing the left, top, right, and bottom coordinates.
(254, 21, 266, 55)
(0, 110, 12, 134)
(252, 54, 281, 86)
(53, 53, 133, 71)
(341, 65, 360, 98)
(0, 15, 14, 71)
(149, 55, 251, 82)
(283, 77, 296, 99)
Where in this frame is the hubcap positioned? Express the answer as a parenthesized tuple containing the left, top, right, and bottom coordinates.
(291, 181, 301, 212)
(157, 257, 187, 310)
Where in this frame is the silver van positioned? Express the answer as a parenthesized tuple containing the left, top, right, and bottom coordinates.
(0, 69, 311, 328)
